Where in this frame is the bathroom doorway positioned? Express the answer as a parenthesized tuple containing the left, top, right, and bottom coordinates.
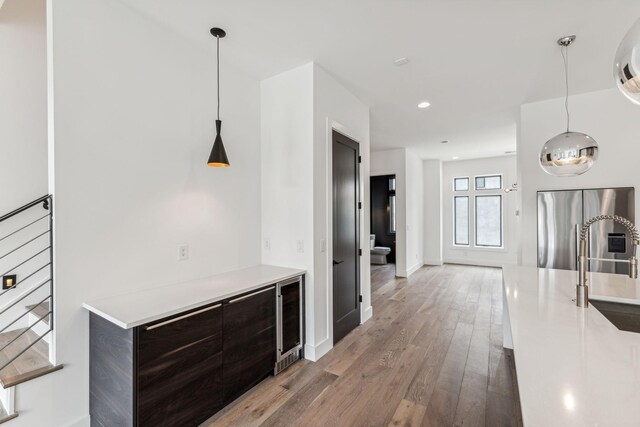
(370, 175, 396, 283)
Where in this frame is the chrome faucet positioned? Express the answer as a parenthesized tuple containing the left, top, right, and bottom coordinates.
(576, 215, 639, 307)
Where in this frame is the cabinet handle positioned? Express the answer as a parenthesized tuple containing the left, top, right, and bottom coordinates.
(228, 286, 275, 304)
(144, 304, 221, 330)
(278, 276, 301, 287)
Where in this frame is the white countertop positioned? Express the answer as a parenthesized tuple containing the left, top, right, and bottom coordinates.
(502, 265, 640, 427)
(82, 264, 305, 329)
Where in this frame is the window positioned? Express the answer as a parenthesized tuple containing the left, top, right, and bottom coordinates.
(454, 196, 469, 245)
(475, 175, 502, 190)
(475, 195, 502, 247)
(388, 177, 396, 234)
(451, 175, 503, 248)
(454, 177, 469, 191)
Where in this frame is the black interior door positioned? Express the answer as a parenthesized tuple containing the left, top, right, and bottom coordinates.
(332, 130, 360, 345)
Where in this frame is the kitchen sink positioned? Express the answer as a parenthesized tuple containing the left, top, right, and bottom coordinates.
(590, 299, 640, 333)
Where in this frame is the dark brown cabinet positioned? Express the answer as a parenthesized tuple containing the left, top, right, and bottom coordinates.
(223, 287, 276, 403)
(137, 303, 223, 427)
(89, 276, 302, 427)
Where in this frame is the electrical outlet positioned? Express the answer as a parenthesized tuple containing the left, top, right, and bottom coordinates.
(297, 240, 304, 253)
(265, 238, 271, 250)
(178, 245, 189, 261)
(320, 239, 326, 253)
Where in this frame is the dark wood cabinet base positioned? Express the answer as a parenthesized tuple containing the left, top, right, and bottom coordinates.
(90, 277, 303, 427)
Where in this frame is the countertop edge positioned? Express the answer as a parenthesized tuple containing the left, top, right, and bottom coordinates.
(83, 266, 305, 329)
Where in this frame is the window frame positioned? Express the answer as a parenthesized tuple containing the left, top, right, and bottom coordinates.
(474, 174, 503, 191)
(474, 194, 503, 248)
(453, 196, 470, 246)
(453, 176, 470, 192)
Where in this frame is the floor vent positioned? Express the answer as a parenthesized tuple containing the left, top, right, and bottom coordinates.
(274, 351, 300, 375)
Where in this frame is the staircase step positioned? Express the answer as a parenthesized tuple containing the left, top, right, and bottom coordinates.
(25, 302, 49, 326)
(0, 328, 62, 388)
(0, 404, 17, 424)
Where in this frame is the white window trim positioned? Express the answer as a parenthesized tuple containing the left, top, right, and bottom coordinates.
(451, 174, 506, 251)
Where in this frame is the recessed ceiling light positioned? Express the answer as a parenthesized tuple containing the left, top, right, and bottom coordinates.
(452, 156, 460, 160)
(440, 140, 449, 144)
(418, 101, 431, 109)
(394, 57, 409, 66)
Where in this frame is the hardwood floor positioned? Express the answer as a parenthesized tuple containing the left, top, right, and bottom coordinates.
(203, 264, 522, 427)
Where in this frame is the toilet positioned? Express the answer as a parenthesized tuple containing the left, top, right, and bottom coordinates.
(370, 234, 391, 265)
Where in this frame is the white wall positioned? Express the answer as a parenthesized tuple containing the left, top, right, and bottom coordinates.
(0, 0, 47, 213)
(405, 149, 424, 275)
(261, 63, 370, 361)
(45, 0, 262, 425)
(261, 63, 315, 345)
(423, 159, 443, 265)
(442, 156, 518, 267)
(519, 88, 640, 267)
(371, 148, 407, 276)
(314, 64, 371, 354)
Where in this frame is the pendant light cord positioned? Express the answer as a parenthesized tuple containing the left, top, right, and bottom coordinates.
(216, 35, 220, 121)
(561, 45, 570, 132)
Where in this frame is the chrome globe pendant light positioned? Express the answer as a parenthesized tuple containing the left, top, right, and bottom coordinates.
(539, 36, 598, 177)
(207, 27, 230, 168)
(614, 18, 640, 105)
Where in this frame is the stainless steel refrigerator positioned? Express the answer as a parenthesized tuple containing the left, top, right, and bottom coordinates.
(537, 187, 635, 275)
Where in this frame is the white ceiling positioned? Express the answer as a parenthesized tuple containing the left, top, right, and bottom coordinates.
(121, 0, 640, 160)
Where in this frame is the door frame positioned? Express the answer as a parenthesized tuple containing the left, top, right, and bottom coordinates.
(326, 119, 367, 350)
(331, 129, 361, 345)
(370, 169, 404, 276)
(369, 174, 397, 265)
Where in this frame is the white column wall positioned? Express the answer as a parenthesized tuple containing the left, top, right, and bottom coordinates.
(0, 0, 48, 213)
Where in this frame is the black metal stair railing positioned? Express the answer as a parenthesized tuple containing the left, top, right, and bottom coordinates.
(0, 195, 53, 372)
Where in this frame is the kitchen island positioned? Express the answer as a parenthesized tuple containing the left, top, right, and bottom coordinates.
(502, 265, 640, 426)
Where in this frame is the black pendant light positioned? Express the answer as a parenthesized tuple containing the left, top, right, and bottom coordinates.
(207, 27, 230, 168)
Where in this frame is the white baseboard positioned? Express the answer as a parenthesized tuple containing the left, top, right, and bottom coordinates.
(64, 414, 90, 427)
(406, 263, 423, 277)
(304, 337, 332, 362)
(444, 258, 506, 268)
(424, 259, 443, 266)
(361, 305, 373, 324)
